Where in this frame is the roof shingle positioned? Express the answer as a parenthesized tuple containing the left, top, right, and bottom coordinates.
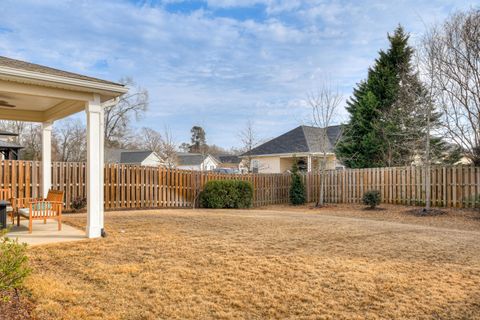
(242, 125, 342, 156)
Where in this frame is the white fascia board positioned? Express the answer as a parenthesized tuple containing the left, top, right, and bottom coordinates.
(0, 67, 128, 97)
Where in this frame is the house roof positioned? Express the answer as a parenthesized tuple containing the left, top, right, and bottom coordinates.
(0, 140, 22, 149)
(105, 149, 159, 164)
(217, 155, 242, 164)
(177, 153, 215, 166)
(0, 130, 18, 137)
(0, 56, 122, 86)
(242, 125, 342, 156)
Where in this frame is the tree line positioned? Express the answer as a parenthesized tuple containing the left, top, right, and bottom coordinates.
(336, 8, 479, 169)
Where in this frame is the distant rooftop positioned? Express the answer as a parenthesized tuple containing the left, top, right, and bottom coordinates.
(0, 56, 123, 86)
(242, 125, 343, 156)
(105, 149, 158, 164)
(0, 130, 18, 137)
(176, 153, 212, 166)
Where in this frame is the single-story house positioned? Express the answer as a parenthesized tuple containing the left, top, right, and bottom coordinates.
(176, 152, 219, 171)
(0, 130, 22, 160)
(216, 154, 248, 173)
(241, 125, 343, 174)
(105, 148, 163, 166)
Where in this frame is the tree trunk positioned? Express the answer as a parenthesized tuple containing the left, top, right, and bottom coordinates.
(318, 154, 327, 207)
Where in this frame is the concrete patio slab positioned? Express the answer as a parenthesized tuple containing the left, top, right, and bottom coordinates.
(5, 219, 86, 246)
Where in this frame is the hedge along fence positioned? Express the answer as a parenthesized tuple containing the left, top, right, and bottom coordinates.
(0, 160, 478, 210)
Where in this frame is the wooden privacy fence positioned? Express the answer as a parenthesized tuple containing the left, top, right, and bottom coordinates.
(0, 161, 291, 210)
(304, 166, 480, 208)
(0, 160, 478, 210)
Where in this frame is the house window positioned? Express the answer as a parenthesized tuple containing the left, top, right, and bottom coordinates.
(252, 160, 259, 173)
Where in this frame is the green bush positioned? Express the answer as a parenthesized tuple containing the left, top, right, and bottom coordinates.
(362, 190, 381, 209)
(289, 162, 305, 205)
(200, 180, 253, 208)
(0, 230, 30, 292)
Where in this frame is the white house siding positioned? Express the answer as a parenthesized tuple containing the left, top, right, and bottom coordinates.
(177, 155, 219, 171)
(140, 153, 163, 166)
(252, 155, 338, 174)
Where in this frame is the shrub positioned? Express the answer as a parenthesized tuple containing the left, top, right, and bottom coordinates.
(362, 190, 381, 209)
(71, 197, 87, 211)
(0, 230, 30, 292)
(200, 180, 253, 208)
(289, 162, 305, 205)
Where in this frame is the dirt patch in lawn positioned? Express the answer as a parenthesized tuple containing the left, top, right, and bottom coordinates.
(0, 290, 34, 320)
(25, 207, 480, 319)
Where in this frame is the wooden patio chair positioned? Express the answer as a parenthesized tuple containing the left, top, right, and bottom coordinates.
(0, 188, 14, 225)
(16, 189, 64, 233)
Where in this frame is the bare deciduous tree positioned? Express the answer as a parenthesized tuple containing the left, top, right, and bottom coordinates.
(306, 82, 342, 206)
(103, 77, 148, 148)
(422, 9, 480, 165)
(140, 127, 178, 168)
(52, 119, 87, 162)
(0, 120, 41, 160)
(238, 120, 262, 172)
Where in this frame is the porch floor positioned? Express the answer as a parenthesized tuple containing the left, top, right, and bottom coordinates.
(5, 219, 86, 246)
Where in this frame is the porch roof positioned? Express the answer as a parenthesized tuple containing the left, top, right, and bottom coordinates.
(0, 56, 127, 122)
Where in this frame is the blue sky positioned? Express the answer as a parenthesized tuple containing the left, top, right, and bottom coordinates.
(0, 0, 476, 148)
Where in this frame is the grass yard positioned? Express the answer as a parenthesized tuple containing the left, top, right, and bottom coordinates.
(24, 205, 480, 319)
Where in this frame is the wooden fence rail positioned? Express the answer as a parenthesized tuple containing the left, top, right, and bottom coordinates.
(0, 161, 478, 210)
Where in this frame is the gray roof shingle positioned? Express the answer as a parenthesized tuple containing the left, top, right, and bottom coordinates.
(217, 155, 241, 164)
(176, 153, 209, 166)
(0, 140, 22, 149)
(0, 56, 122, 86)
(105, 149, 156, 164)
(242, 125, 342, 156)
(0, 130, 18, 137)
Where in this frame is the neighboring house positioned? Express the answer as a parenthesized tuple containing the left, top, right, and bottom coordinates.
(105, 148, 163, 166)
(216, 155, 248, 173)
(0, 130, 22, 160)
(176, 153, 219, 171)
(241, 125, 343, 174)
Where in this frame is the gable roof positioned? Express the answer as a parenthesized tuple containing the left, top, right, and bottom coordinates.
(105, 149, 160, 164)
(0, 130, 18, 137)
(242, 125, 342, 156)
(217, 155, 242, 164)
(0, 56, 122, 86)
(0, 140, 22, 149)
(177, 153, 219, 166)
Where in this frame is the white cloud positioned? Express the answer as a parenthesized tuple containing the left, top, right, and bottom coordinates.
(0, 0, 473, 147)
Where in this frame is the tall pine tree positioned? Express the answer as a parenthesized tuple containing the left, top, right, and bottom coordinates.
(337, 26, 442, 168)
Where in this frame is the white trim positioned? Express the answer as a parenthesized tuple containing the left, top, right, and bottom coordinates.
(86, 94, 103, 239)
(0, 66, 128, 95)
(41, 121, 53, 198)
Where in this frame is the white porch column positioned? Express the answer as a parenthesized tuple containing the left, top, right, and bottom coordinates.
(86, 94, 104, 238)
(307, 155, 312, 173)
(41, 121, 53, 198)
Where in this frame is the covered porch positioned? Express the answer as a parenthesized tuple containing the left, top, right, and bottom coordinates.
(0, 56, 127, 241)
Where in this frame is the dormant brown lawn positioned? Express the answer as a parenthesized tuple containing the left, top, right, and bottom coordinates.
(25, 205, 480, 319)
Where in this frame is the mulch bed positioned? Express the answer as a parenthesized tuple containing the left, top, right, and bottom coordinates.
(0, 290, 34, 320)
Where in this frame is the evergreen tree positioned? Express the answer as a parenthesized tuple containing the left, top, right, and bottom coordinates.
(289, 161, 305, 205)
(337, 26, 444, 168)
(189, 126, 207, 153)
